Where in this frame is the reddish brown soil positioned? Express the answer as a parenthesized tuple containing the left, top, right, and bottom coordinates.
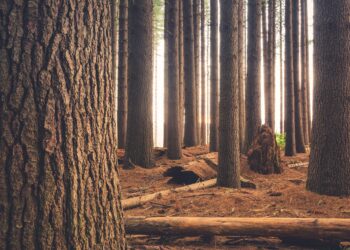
(119, 146, 350, 249)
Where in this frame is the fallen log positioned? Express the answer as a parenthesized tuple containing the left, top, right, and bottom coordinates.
(122, 179, 217, 210)
(125, 216, 350, 241)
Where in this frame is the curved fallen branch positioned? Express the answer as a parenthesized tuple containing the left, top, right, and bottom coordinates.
(125, 216, 350, 241)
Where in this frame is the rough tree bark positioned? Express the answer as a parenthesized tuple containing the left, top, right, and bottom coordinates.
(164, 0, 169, 148)
(284, 0, 296, 156)
(262, 0, 269, 125)
(306, 0, 350, 196)
(118, 0, 128, 149)
(126, 0, 155, 168)
(200, 0, 206, 145)
(301, 0, 310, 145)
(179, 0, 184, 145)
(292, 0, 306, 153)
(0, 0, 126, 248)
(167, 0, 182, 160)
(209, 0, 219, 152)
(218, 0, 241, 188)
(238, 0, 246, 152)
(183, 0, 198, 146)
(246, 0, 262, 150)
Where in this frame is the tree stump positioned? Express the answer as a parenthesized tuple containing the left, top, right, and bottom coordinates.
(247, 125, 282, 174)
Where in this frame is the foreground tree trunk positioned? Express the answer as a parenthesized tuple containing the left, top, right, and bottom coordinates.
(301, 0, 310, 145)
(307, 0, 350, 196)
(0, 0, 125, 248)
(284, 0, 296, 156)
(183, 0, 198, 146)
(209, 0, 219, 152)
(179, 0, 185, 145)
(200, 0, 206, 145)
(218, 0, 240, 188)
(292, 0, 306, 153)
(118, 0, 128, 149)
(126, 0, 155, 168)
(246, 0, 262, 150)
(164, 0, 169, 148)
(167, 0, 182, 160)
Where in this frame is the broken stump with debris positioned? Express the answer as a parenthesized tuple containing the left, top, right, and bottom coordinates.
(247, 125, 282, 174)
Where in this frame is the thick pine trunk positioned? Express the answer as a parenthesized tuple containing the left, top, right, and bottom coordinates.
(301, 0, 310, 145)
(118, 0, 128, 149)
(307, 0, 350, 196)
(183, 0, 198, 146)
(200, 0, 206, 145)
(209, 0, 219, 152)
(246, 0, 262, 150)
(218, 0, 240, 188)
(284, 0, 296, 156)
(126, 0, 155, 168)
(238, 0, 246, 152)
(0, 0, 125, 248)
(292, 0, 306, 153)
(167, 0, 182, 160)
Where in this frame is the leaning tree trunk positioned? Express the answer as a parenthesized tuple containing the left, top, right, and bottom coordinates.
(292, 0, 306, 153)
(167, 0, 182, 160)
(183, 0, 198, 146)
(284, 0, 296, 156)
(118, 0, 128, 149)
(218, 0, 241, 188)
(238, 0, 246, 152)
(246, 0, 262, 151)
(200, 0, 206, 145)
(306, 0, 350, 196)
(126, 0, 155, 168)
(209, 0, 219, 152)
(301, 0, 310, 145)
(0, 0, 126, 249)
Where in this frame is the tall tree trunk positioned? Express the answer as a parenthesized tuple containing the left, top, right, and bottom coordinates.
(200, 0, 206, 145)
(0, 0, 126, 248)
(193, 0, 201, 142)
(118, 0, 128, 149)
(126, 0, 155, 168)
(307, 0, 350, 196)
(305, 0, 311, 140)
(183, 0, 198, 146)
(262, 0, 269, 125)
(284, 0, 296, 156)
(292, 0, 306, 153)
(218, 0, 241, 188)
(209, 0, 219, 152)
(164, 0, 169, 148)
(266, 0, 276, 130)
(279, 0, 284, 134)
(167, 0, 182, 160)
(246, 0, 262, 150)
(301, 0, 309, 145)
(238, 0, 246, 152)
(179, 0, 185, 146)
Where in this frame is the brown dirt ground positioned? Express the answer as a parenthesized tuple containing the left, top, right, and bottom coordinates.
(119, 146, 350, 250)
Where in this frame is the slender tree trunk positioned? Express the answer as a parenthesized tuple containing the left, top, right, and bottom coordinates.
(183, 0, 198, 146)
(246, 0, 262, 150)
(209, 0, 219, 152)
(164, 0, 169, 148)
(284, 0, 296, 156)
(238, 0, 246, 152)
(279, 0, 284, 134)
(179, 0, 184, 146)
(0, 0, 126, 248)
(118, 0, 128, 149)
(126, 0, 155, 168)
(262, 0, 269, 125)
(193, 0, 201, 142)
(301, 0, 309, 145)
(218, 0, 241, 188)
(167, 0, 182, 159)
(305, 0, 311, 140)
(292, 0, 306, 153)
(200, 0, 206, 145)
(307, 0, 350, 196)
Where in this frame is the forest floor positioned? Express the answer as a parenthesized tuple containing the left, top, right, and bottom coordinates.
(118, 146, 350, 250)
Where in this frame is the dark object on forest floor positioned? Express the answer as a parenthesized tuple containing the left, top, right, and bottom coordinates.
(247, 125, 282, 174)
(164, 160, 256, 189)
